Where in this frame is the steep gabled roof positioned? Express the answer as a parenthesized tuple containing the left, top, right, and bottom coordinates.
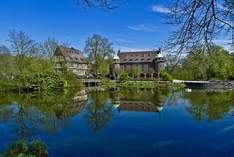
(54, 46, 88, 63)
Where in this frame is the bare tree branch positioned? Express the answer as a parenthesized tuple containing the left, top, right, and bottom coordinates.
(164, 0, 234, 71)
(74, 0, 126, 10)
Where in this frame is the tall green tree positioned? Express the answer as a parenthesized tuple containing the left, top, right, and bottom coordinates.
(172, 45, 234, 80)
(131, 67, 141, 78)
(207, 46, 234, 80)
(83, 34, 114, 77)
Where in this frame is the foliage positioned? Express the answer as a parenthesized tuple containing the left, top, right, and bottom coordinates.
(7, 140, 27, 157)
(28, 141, 48, 157)
(6, 140, 48, 157)
(16, 70, 64, 91)
(64, 72, 83, 89)
(131, 67, 141, 78)
(119, 71, 132, 81)
(160, 69, 173, 81)
(83, 34, 114, 76)
(0, 55, 66, 91)
(172, 45, 234, 80)
(206, 46, 234, 80)
(91, 56, 110, 77)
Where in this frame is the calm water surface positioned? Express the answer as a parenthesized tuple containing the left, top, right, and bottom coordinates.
(0, 88, 234, 157)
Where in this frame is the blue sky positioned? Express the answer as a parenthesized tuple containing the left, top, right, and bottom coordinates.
(0, 0, 175, 52)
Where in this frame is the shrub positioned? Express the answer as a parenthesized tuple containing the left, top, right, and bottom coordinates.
(6, 140, 48, 157)
(28, 141, 48, 157)
(119, 71, 132, 81)
(16, 71, 65, 91)
(160, 70, 173, 81)
(6, 140, 27, 157)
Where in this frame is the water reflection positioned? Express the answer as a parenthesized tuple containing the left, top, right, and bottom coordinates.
(111, 88, 165, 113)
(0, 89, 234, 135)
(0, 89, 88, 139)
(85, 91, 113, 132)
(185, 90, 234, 121)
(0, 88, 234, 156)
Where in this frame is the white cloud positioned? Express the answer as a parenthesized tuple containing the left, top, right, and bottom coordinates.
(152, 5, 170, 14)
(127, 24, 158, 32)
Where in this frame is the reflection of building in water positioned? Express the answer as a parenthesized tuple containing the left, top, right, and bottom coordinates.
(56, 90, 88, 118)
(117, 101, 164, 113)
(111, 90, 165, 113)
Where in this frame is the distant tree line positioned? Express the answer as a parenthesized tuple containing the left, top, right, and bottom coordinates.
(169, 45, 234, 80)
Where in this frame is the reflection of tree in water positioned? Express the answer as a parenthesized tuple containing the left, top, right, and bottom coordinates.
(185, 91, 234, 121)
(0, 89, 86, 139)
(85, 91, 113, 133)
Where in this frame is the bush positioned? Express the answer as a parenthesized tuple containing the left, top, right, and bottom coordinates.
(160, 70, 173, 81)
(6, 140, 27, 157)
(6, 140, 48, 157)
(119, 71, 132, 81)
(16, 71, 65, 91)
(28, 141, 48, 157)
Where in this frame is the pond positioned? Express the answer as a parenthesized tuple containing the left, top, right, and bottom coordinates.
(0, 88, 234, 157)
